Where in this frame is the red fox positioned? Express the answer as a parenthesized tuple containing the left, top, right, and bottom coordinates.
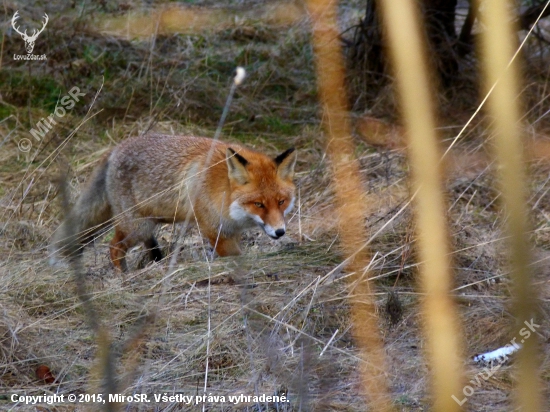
(50, 134, 297, 271)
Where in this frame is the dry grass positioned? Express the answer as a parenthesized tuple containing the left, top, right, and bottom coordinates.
(1, 1, 550, 411)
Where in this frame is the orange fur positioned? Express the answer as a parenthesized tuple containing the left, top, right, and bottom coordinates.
(50, 134, 297, 271)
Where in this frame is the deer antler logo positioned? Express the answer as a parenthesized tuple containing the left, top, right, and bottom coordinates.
(11, 11, 49, 54)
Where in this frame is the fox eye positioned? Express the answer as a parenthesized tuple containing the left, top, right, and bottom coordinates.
(254, 202, 264, 208)
(278, 199, 285, 206)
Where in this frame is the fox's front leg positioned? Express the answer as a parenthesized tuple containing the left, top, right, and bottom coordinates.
(209, 236, 242, 257)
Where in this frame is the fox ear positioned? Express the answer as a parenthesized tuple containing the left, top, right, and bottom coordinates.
(226, 148, 249, 184)
(275, 148, 297, 180)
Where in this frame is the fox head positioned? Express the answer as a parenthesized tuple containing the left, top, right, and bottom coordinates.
(226, 147, 297, 239)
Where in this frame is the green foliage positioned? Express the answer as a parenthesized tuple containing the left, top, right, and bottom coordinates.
(0, 71, 62, 111)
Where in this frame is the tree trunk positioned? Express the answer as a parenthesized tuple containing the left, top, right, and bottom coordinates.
(347, 0, 460, 100)
(422, 0, 459, 86)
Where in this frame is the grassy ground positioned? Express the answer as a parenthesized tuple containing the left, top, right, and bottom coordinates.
(1, 1, 550, 411)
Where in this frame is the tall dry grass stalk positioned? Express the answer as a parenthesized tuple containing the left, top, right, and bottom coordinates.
(476, 1, 542, 410)
(377, 1, 464, 411)
(305, 0, 392, 410)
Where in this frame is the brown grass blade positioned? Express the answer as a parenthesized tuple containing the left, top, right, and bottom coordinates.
(305, 0, 392, 409)
(377, 1, 464, 410)
(476, 0, 543, 410)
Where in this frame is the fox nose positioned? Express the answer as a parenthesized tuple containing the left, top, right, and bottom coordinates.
(275, 228, 286, 238)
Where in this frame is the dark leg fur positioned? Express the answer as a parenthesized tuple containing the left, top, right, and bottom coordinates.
(145, 237, 163, 262)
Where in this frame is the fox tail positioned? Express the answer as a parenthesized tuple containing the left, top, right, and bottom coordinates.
(49, 153, 112, 265)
